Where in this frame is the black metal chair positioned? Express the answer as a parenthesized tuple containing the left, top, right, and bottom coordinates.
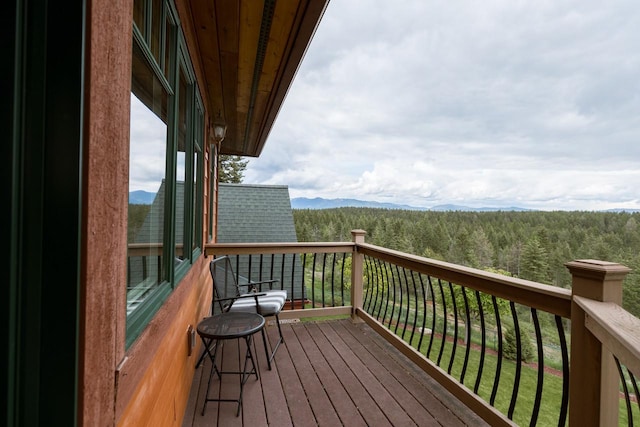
(208, 256, 286, 370)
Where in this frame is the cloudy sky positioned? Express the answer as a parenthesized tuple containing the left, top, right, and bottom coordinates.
(244, 0, 640, 211)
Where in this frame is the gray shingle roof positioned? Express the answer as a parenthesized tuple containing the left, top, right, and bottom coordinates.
(217, 184, 304, 301)
(217, 183, 298, 243)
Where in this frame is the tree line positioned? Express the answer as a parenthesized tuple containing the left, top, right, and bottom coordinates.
(293, 208, 640, 316)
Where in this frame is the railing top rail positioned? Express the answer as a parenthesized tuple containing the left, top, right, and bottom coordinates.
(205, 241, 355, 256)
(575, 295, 640, 376)
(357, 242, 572, 318)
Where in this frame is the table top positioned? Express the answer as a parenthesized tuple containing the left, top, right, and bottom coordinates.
(197, 312, 265, 339)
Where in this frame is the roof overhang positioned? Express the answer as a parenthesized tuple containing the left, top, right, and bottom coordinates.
(190, 0, 329, 157)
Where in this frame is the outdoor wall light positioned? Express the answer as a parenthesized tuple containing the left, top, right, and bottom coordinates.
(213, 123, 227, 144)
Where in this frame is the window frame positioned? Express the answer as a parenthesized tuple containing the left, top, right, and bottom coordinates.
(126, 0, 204, 348)
(193, 95, 205, 253)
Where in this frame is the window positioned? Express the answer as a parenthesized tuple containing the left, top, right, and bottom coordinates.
(127, 0, 204, 347)
(174, 66, 189, 266)
(193, 100, 204, 251)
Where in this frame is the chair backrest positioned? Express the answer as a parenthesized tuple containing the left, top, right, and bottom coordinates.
(210, 256, 241, 313)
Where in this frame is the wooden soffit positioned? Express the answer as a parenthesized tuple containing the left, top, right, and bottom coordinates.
(190, 0, 329, 157)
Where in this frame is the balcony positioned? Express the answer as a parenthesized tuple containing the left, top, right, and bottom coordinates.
(183, 230, 640, 426)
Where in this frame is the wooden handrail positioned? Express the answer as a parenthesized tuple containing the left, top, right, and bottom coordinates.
(205, 241, 354, 256)
(574, 295, 640, 378)
(356, 242, 572, 318)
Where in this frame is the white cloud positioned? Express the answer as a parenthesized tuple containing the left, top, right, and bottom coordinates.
(244, 0, 640, 210)
(130, 94, 167, 193)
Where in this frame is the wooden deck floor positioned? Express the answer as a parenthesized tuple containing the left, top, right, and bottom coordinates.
(182, 318, 488, 427)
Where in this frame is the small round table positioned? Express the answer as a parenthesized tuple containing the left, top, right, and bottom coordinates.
(197, 312, 265, 417)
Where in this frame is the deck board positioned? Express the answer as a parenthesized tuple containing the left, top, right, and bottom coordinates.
(329, 321, 439, 426)
(183, 319, 489, 427)
(338, 320, 468, 427)
(291, 324, 367, 427)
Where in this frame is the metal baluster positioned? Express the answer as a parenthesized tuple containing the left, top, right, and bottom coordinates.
(341, 253, 347, 306)
(417, 273, 428, 353)
(473, 290, 486, 395)
(490, 296, 503, 406)
(331, 253, 336, 306)
(301, 253, 307, 309)
(311, 253, 317, 307)
(373, 257, 385, 321)
(321, 253, 327, 307)
(436, 278, 447, 367)
(556, 315, 569, 427)
(363, 255, 373, 312)
(530, 308, 544, 427)
(408, 270, 419, 346)
(288, 254, 295, 309)
(507, 301, 522, 420)
(629, 370, 640, 416)
(448, 282, 459, 376)
(615, 357, 633, 427)
(392, 264, 403, 335)
(382, 261, 393, 328)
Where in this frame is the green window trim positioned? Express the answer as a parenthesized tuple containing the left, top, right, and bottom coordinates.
(125, 282, 172, 348)
(126, 0, 205, 348)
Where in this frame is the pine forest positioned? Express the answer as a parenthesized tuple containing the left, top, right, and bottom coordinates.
(293, 208, 640, 317)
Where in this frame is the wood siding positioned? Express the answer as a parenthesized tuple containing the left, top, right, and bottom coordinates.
(116, 260, 211, 426)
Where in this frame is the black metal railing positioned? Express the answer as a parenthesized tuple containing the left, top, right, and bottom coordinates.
(361, 252, 570, 427)
(213, 250, 352, 310)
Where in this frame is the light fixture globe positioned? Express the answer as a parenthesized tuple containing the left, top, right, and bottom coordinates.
(213, 123, 227, 143)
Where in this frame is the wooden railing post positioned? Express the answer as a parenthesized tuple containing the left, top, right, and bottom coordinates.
(351, 230, 366, 321)
(566, 259, 631, 427)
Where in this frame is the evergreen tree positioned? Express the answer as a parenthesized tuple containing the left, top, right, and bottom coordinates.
(520, 236, 550, 283)
(503, 322, 535, 362)
(218, 155, 248, 183)
(470, 228, 494, 268)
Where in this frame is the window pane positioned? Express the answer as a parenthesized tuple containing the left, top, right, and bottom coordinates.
(192, 148, 200, 251)
(175, 69, 189, 263)
(133, 0, 146, 35)
(193, 107, 203, 251)
(128, 40, 168, 316)
(163, 9, 173, 79)
(150, 0, 163, 66)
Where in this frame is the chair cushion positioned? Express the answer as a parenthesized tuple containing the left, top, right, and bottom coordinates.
(228, 290, 287, 316)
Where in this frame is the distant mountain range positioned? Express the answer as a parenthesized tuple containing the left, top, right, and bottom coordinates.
(291, 197, 531, 212)
(129, 190, 156, 204)
(291, 197, 426, 210)
(129, 192, 640, 212)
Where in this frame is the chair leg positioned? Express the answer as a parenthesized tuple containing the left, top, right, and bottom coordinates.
(268, 313, 284, 364)
(260, 327, 272, 371)
(260, 314, 285, 370)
